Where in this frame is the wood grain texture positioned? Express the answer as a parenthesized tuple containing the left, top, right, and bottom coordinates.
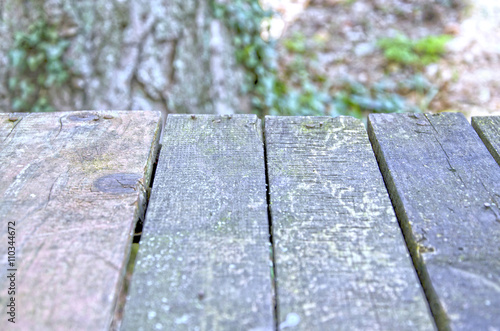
(368, 112, 500, 331)
(472, 116, 500, 166)
(121, 115, 274, 330)
(265, 116, 434, 330)
(0, 111, 161, 331)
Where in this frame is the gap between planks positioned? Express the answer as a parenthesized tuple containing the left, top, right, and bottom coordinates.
(118, 113, 500, 330)
(265, 116, 434, 330)
(118, 114, 436, 331)
(0, 111, 162, 331)
(111, 143, 163, 331)
(368, 112, 500, 331)
(120, 114, 275, 330)
(262, 123, 280, 331)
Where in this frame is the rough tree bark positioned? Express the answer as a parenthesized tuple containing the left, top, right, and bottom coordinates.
(0, 0, 246, 115)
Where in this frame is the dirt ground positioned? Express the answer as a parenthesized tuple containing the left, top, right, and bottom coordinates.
(265, 0, 500, 119)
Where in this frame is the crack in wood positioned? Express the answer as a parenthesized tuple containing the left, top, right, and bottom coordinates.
(4, 116, 23, 142)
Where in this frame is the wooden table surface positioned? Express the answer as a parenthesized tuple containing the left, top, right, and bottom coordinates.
(0, 111, 498, 331)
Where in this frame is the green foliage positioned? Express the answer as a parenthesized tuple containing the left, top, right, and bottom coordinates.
(378, 33, 451, 67)
(378, 34, 417, 65)
(414, 35, 451, 60)
(283, 33, 307, 54)
(343, 0, 358, 5)
(8, 19, 72, 112)
(212, 0, 332, 116)
(214, 1, 433, 118)
(333, 77, 434, 119)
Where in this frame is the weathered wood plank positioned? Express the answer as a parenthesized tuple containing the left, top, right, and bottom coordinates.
(0, 111, 161, 330)
(368, 112, 500, 331)
(121, 115, 274, 330)
(472, 116, 500, 166)
(265, 116, 434, 330)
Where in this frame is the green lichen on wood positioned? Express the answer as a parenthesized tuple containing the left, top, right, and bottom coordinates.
(122, 114, 274, 329)
(265, 116, 435, 329)
(368, 112, 500, 330)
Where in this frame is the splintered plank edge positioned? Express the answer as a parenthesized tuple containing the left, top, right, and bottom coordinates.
(121, 114, 274, 330)
(265, 116, 434, 330)
(0, 111, 161, 331)
(368, 112, 500, 331)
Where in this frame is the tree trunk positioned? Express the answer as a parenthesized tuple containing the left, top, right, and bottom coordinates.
(0, 0, 246, 115)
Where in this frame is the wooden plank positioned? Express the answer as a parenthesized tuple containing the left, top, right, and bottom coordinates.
(0, 111, 161, 330)
(121, 115, 274, 330)
(265, 116, 434, 330)
(368, 112, 500, 331)
(472, 116, 500, 166)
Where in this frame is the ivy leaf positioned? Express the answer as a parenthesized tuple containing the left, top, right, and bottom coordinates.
(8, 77, 17, 90)
(45, 40, 70, 60)
(27, 53, 46, 71)
(26, 30, 42, 46)
(9, 49, 26, 68)
(45, 29, 59, 42)
(12, 98, 25, 111)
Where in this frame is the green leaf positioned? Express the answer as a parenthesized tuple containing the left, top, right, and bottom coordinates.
(8, 77, 17, 90)
(45, 29, 59, 42)
(414, 35, 451, 55)
(45, 40, 70, 60)
(12, 98, 25, 111)
(9, 49, 26, 68)
(55, 71, 69, 84)
(45, 73, 57, 87)
(27, 53, 45, 71)
(26, 30, 42, 46)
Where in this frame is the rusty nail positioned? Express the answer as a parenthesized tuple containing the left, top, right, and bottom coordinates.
(103, 114, 114, 119)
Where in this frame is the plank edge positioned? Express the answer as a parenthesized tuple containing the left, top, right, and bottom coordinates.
(367, 114, 448, 331)
(471, 116, 500, 166)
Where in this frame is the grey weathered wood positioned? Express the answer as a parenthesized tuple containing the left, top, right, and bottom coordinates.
(0, 111, 161, 330)
(265, 116, 434, 330)
(472, 116, 500, 166)
(121, 115, 274, 330)
(368, 112, 500, 331)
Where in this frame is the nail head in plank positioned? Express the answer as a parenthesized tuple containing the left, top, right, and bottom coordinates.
(368, 112, 500, 330)
(121, 114, 274, 330)
(0, 111, 161, 330)
(472, 116, 500, 166)
(265, 116, 434, 330)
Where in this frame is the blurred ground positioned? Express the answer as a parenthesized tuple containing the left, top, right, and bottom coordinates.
(264, 0, 500, 119)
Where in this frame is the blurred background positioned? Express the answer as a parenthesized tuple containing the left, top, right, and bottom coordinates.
(0, 0, 499, 120)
